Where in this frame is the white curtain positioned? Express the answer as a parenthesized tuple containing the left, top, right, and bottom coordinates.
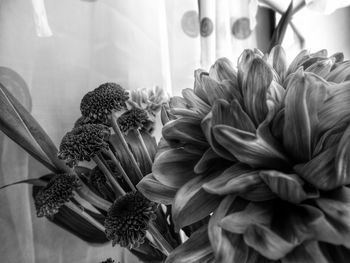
(1, 0, 348, 262)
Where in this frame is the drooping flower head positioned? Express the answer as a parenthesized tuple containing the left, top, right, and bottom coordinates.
(104, 191, 157, 248)
(117, 107, 149, 134)
(34, 174, 81, 217)
(139, 46, 350, 262)
(80, 82, 129, 125)
(58, 124, 110, 167)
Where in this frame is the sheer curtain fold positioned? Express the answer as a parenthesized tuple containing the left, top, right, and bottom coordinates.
(0, 0, 267, 262)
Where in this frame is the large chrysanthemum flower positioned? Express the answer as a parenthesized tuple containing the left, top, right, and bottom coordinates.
(104, 191, 157, 248)
(58, 124, 110, 167)
(139, 46, 350, 262)
(34, 174, 81, 217)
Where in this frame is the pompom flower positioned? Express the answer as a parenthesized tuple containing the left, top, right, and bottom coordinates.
(34, 174, 81, 217)
(140, 46, 350, 262)
(117, 107, 149, 133)
(104, 191, 157, 248)
(129, 86, 168, 133)
(80, 82, 129, 125)
(58, 124, 110, 167)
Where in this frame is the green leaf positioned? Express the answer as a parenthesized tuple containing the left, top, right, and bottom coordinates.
(0, 178, 47, 190)
(137, 173, 177, 205)
(0, 82, 69, 173)
(172, 174, 222, 231)
(268, 1, 293, 52)
(165, 226, 214, 263)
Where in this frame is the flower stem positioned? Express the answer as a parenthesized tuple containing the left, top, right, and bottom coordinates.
(111, 112, 144, 181)
(75, 180, 111, 211)
(93, 155, 126, 196)
(133, 129, 153, 167)
(103, 149, 137, 191)
(147, 222, 173, 256)
(65, 201, 105, 232)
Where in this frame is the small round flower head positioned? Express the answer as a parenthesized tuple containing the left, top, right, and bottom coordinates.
(34, 174, 80, 217)
(117, 107, 149, 133)
(58, 124, 110, 167)
(104, 191, 157, 248)
(80, 83, 129, 125)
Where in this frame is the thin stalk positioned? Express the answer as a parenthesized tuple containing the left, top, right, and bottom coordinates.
(103, 149, 137, 191)
(93, 155, 126, 196)
(111, 112, 144, 180)
(133, 129, 153, 167)
(260, 0, 305, 48)
(147, 222, 173, 256)
(65, 201, 105, 232)
(76, 180, 111, 211)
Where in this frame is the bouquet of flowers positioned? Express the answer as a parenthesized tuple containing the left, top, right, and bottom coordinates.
(1, 2, 350, 262)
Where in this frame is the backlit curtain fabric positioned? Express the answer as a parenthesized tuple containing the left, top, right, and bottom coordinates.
(4, 1, 350, 263)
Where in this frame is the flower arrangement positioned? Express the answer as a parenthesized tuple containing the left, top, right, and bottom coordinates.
(1, 3, 350, 262)
(2, 44, 350, 262)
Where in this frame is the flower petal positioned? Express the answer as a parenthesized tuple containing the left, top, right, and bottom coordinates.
(267, 45, 287, 82)
(201, 100, 241, 161)
(259, 170, 319, 204)
(242, 58, 273, 125)
(283, 70, 327, 162)
(314, 187, 350, 248)
(208, 195, 244, 263)
(182, 88, 211, 118)
(202, 164, 263, 196)
(220, 202, 273, 234)
(137, 173, 177, 205)
(335, 124, 350, 185)
(194, 148, 231, 174)
(283, 242, 328, 263)
(209, 57, 237, 82)
(287, 50, 310, 76)
(162, 117, 208, 148)
(244, 224, 297, 260)
(318, 81, 350, 136)
(172, 174, 222, 231)
(153, 148, 200, 188)
(305, 58, 335, 78)
(165, 226, 214, 263)
(294, 145, 342, 190)
(326, 61, 350, 83)
(213, 123, 290, 169)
